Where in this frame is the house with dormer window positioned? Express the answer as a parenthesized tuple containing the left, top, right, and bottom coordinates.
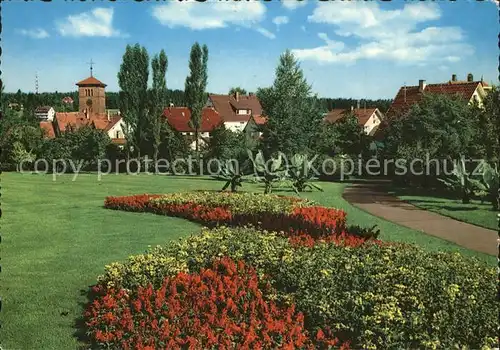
(206, 92, 264, 132)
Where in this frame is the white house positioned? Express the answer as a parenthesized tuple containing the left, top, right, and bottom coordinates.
(35, 106, 55, 121)
(324, 107, 384, 136)
(207, 92, 263, 132)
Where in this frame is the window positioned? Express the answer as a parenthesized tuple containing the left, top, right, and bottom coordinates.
(91, 89, 94, 97)
(116, 131, 121, 138)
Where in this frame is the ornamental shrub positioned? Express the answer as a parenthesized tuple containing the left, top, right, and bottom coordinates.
(87, 257, 349, 349)
(104, 192, 379, 242)
(274, 242, 499, 349)
(97, 227, 293, 291)
(94, 227, 497, 349)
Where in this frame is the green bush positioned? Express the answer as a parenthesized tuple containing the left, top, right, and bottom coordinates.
(275, 242, 498, 349)
(97, 226, 292, 291)
(97, 226, 498, 349)
(150, 191, 314, 215)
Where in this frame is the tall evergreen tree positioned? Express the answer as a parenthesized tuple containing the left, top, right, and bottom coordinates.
(117, 44, 149, 159)
(257, 50, 323, 158)
(185, 42, 209, 155)
(149, 50, 168, 169)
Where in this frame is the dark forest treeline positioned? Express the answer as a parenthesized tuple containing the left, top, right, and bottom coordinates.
(3, 89, 391, 114)
(2, 89, 188, 113)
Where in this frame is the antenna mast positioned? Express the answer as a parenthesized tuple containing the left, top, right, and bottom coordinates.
(35, 72, 39, 94)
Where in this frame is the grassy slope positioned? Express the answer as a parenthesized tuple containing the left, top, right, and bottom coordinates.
(0, 173, 495, 349)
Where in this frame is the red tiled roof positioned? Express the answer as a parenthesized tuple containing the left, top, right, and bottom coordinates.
(40, 121, 55, 138)
(75, 76, 107, 87)
(253, 115, 267, 125)
(52, 112, 122, 134)
(163, 107, 222, 132)
(208, 94, 263, 122)
(387, 81, 486, 117)
(324, 108, 378, 126)
(111, 138, 126, 145)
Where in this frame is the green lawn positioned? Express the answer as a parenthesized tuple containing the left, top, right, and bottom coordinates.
(0, 173, 495, 349)
(390, 188, 498, 231)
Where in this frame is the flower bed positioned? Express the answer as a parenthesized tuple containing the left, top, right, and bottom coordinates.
(88, 227, 499, 349)
(87, 257, 349, 349)
(104, 192, 376, 244)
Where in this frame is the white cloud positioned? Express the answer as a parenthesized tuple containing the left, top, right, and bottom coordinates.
(17, 28, 49, 39)
(255, 27, 276, 39)
(273, 15, 289, 29)
(282, 0, 307, 10)
(151, 0, 274, 39)
(56, 8, 125, 38)
(292, 2, 474, 65)
(152, 0, 265, 29)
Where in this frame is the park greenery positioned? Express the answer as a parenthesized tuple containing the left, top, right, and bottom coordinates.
(1, 41, 499, 348)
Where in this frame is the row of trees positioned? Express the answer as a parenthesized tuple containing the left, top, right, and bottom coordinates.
(378, 89, 500, 209)
(0, 46, 375, 174)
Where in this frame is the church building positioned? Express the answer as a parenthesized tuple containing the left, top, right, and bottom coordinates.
(39, 66, 126, 147)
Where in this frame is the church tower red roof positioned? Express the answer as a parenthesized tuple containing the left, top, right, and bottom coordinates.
(75, 76, 106, 87)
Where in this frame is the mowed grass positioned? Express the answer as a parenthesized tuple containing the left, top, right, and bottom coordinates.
(390, 188, 498, 231)
(0, 173, 495, 349)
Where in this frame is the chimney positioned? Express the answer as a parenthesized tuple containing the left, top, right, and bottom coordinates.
(418, 79, 426, 92)
(451, 74, 457, 82)
(235, 91, 239, 102)
(467, 73, 473, 82)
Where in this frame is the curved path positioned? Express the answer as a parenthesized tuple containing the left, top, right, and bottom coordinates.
(342, 181, 498, 256)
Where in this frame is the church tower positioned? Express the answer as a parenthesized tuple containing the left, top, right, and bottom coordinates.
(75, 60, 106, 115)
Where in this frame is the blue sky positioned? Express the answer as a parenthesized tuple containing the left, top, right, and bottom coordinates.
(2, 0, 498, 99)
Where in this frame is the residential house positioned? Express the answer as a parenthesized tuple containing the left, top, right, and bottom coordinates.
(243, 114, 267, 139)
(61, 96, 74, 106)
(324, 106, 384, 136)
(163, 106, 223, 150)
(206, 92, 263, 132)
(386, 73, 491, 118)
(35, 106, 55, 121)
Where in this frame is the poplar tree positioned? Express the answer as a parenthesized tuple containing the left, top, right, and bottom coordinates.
(185, 43, 209, 155)
(118, 44, 149, 160)
(149, 50, 168, 169)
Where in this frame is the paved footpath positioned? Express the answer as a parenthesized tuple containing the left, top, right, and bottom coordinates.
(342, 181, 498, 256)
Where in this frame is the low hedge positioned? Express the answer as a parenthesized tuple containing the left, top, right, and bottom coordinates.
(91, 226, 498, 349)
(104, 192, 378, 242)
